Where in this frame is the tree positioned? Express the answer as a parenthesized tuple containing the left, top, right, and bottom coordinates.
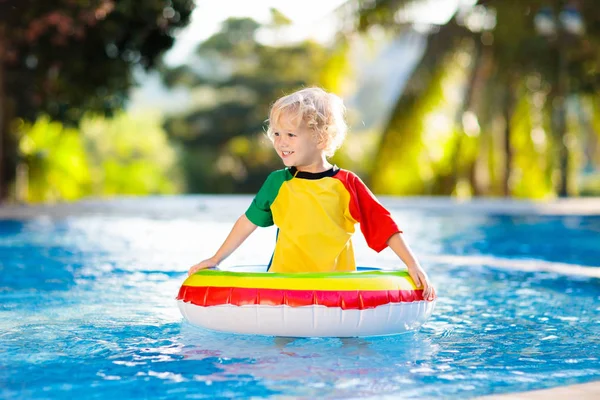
(351, 0, 600, 197)
(0, 0, 194, 200)
(162, 15, 340, 193)
(17, 112, 181, 202)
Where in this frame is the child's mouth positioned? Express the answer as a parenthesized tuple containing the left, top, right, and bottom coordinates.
(281, 151, 294, 157)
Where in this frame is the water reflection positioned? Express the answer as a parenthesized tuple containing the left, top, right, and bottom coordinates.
(1, 198, 600, 399)
(177, 325, 437, 398)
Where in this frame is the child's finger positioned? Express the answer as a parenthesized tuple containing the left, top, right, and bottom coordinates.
(420, 276, 429, 293)
(418, 272, 434, 300)
(423, 286, 432, 301)
(410, 271, 422, 288)
(423, 280, 436, 301)
(428, 286, 436, 300)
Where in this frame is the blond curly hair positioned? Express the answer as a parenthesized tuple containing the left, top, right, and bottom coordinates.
(267, 87, 347, 157)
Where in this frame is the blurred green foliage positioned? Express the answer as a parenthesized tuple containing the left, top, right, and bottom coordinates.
(372, 44, 473, 195)
(16, 117, 90, 202)
(4, 1, 600, 201)
(357, 0, 600, 198)
(161, 11, 353, 193)
(0, 0, 194, 198)
(15, 112, 181, 202)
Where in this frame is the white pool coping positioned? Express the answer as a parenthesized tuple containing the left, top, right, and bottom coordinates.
(1, 195, 600, 219)
(476, 380, 600, 399)
(382, 196, 600, 215)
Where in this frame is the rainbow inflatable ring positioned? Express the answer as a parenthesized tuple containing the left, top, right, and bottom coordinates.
(177, 266, 435, 337)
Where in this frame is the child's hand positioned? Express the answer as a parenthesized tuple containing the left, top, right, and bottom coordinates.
(407, 264, 436, 301)
(188, 257, 219, 276)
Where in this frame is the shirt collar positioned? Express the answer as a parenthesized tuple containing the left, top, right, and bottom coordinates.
(289, 165, 339, 180)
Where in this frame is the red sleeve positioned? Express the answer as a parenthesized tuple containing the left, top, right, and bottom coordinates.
(338, 171, 401, 252)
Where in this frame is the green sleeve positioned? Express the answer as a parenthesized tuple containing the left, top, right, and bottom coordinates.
(245, 169, 290, 227)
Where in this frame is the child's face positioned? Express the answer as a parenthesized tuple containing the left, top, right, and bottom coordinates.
(272, 116, 325, 170)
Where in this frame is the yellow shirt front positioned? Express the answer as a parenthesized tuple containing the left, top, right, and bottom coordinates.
(245, 167, 400, 273)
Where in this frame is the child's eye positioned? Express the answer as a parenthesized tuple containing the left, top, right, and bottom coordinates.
(273, 132, 280, 137)
(287, 133, 296, 138)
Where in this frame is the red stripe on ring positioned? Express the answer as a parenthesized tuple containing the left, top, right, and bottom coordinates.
(177, 286, 424, 310)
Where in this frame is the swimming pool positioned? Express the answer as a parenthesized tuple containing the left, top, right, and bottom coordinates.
(1, 197, 599, 399)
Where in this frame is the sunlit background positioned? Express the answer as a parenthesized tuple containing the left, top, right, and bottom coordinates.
(1, 0, 599, 203)
(2, 3, 600, 399)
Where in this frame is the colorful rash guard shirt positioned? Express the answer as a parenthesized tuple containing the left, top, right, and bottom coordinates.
(245, 166, 401, 273)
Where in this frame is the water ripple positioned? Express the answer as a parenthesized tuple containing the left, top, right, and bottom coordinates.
(1, 201, 599, 399)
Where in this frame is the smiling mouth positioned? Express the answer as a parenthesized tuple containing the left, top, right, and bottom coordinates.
(281, 151, 294, 157)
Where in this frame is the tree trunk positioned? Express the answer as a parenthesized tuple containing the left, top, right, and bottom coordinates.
(502, 79, 515, 197)
(451, 36, 497, 196)
(0, 25, 17, 202)
(555, 33, 569, 197)
(450, 38, 481, 194)
(0, 26, 6, 201)
(470, 44, 495, 196)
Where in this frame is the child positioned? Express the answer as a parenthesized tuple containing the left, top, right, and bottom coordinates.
(188, 87, 435, 301)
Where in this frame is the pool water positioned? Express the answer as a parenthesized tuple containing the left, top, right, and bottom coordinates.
(1, 197, 599, 399)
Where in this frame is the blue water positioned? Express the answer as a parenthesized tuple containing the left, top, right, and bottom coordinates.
(1, 197, 599, 399)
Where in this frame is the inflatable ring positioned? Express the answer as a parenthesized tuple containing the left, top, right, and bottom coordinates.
(177, 266, 435, 337)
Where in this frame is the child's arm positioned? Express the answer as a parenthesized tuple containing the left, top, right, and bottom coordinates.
(188, 214, 258, 276)
(387, 233, 436, 301)
(345, 172, 435, 301)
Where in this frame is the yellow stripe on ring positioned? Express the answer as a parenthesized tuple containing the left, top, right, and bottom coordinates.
(182, 274, 417, 291)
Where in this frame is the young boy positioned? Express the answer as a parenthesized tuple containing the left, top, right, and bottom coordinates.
(188, 87, 435, 301)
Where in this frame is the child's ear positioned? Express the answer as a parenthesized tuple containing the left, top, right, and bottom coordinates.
(316, 136, 327, 150)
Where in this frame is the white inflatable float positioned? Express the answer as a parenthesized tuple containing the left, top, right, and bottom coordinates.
(177, 266, 435, 337)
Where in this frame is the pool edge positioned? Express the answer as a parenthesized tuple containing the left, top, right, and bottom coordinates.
(476, 380, 600, 400)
